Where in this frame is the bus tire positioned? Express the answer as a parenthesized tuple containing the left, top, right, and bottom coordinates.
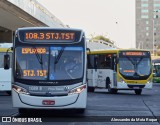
(108, 84, 118, 94)
(88, 87, 95, 92)
(76, 108, 85, 113)
(6, 91, 11, 96)
(106, 77, 110, 88)
(135, 89, 142, 95)
(18, 108, 28, 114)
(106, 78, 117, 94)
(108, 84, 112, 93)
(108, 86, 118, 94)
(113, 89, 118, 94)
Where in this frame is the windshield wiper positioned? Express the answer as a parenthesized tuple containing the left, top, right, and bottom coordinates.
(127, 57, 145, 76)
(33, 47, 43, 70)
(136, 57, 143, 66)
(54, 47, 65, 64)
(125, 57, 140, 76)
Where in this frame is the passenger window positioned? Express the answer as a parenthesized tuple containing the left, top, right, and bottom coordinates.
(87, 55, 95, 69)
(97, 54, 112, 69)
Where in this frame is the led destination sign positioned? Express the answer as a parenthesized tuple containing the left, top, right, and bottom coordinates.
(23, 70, 47, 77)
(24, 32, 75, 41)
(122, 52, 147, 56)
(22, 48, 46, 54)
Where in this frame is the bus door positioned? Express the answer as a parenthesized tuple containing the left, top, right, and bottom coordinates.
(112, 54, 117, 88)
(87, 54, 98, 87)
(96, 54, 114, 88)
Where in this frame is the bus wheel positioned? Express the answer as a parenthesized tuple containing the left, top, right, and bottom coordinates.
(112, 89, 118, 94)
(106, 78, 117, 94)
(135, 89, 142, 95)
(76, 108, 85, 113)
(108, 84, 112, 93)
(18, 108, 29, 114)
(6, 91, 11, 96)
(88, 87, 95, 92)
(108, 84, 118, 94)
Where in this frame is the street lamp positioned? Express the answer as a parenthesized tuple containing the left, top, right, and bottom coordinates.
(115, 21, 119, 47)
(153, 19, 155, 56)
(153, 10, 159, 56)
(138, 41, 143, 49)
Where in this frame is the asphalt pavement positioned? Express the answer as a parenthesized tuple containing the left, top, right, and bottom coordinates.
(0, 83, 160, 125)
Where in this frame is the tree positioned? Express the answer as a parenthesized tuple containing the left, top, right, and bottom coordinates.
(90, 35, 112, 44)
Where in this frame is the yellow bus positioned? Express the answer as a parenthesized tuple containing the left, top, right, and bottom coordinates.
(87, 49, 152, 95)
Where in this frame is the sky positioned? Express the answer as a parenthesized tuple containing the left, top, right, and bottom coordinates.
(37, 0, 135, 48)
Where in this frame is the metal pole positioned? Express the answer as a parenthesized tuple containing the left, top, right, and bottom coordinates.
(153, 10, 159, 56)
(153, 19, 154, 56)
(116, 21, 118, 47)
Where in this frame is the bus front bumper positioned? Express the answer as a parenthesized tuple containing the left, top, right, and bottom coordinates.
(116, 81, 152, 89)
(12, 88, 87, 109)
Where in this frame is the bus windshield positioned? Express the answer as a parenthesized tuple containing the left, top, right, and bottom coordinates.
(119, 57, 151, 77)
(15, 46, 83, 80)
(118, 51, 151, 79)
(153, 64, 160, 77)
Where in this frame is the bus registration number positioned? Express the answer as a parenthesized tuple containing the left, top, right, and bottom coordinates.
(42, 100, 55, 105)
(28, 86, 66, 92)
(133, 87, 140, 89)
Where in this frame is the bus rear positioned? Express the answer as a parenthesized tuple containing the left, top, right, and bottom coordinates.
(6, 28, 87, 113)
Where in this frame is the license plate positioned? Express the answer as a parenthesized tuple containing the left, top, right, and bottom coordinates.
(133, 87, 139, 89)
(42, 100, 55, 105)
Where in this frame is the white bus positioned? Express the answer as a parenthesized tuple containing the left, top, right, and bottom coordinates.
(4, 28, 87, 113)
(0, 43, 12, 95)
(87, 49, 152, 95)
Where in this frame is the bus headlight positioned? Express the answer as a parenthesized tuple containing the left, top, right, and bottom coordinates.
(120, 78, 125, 83)
(147, 78, 152, 83)
(68, 84, 86, 95)
(12, 85, 29, 95)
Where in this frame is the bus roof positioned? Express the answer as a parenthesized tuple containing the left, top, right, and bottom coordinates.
(17, 27, 84, 32)
(87, 41, 116, 51)
(87, 49, 150, 54)
(152, 58, 160, 63)
(87, 49, 118, 54)
(118, 49, 150, 52)
(152, 58, 160, 61)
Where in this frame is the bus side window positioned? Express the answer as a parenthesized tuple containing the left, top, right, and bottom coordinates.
(0, 54, 3, 68)
(94, 55, 98, 69)
(96, 54, 112, 69)
(106, 56, 112, 69)
(87, 55, 94, 69)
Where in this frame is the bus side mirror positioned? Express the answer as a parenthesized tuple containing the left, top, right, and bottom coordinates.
(86, 48, 90, 53)
(4, 54, 10, 70)
(10, 47, 13, 51)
